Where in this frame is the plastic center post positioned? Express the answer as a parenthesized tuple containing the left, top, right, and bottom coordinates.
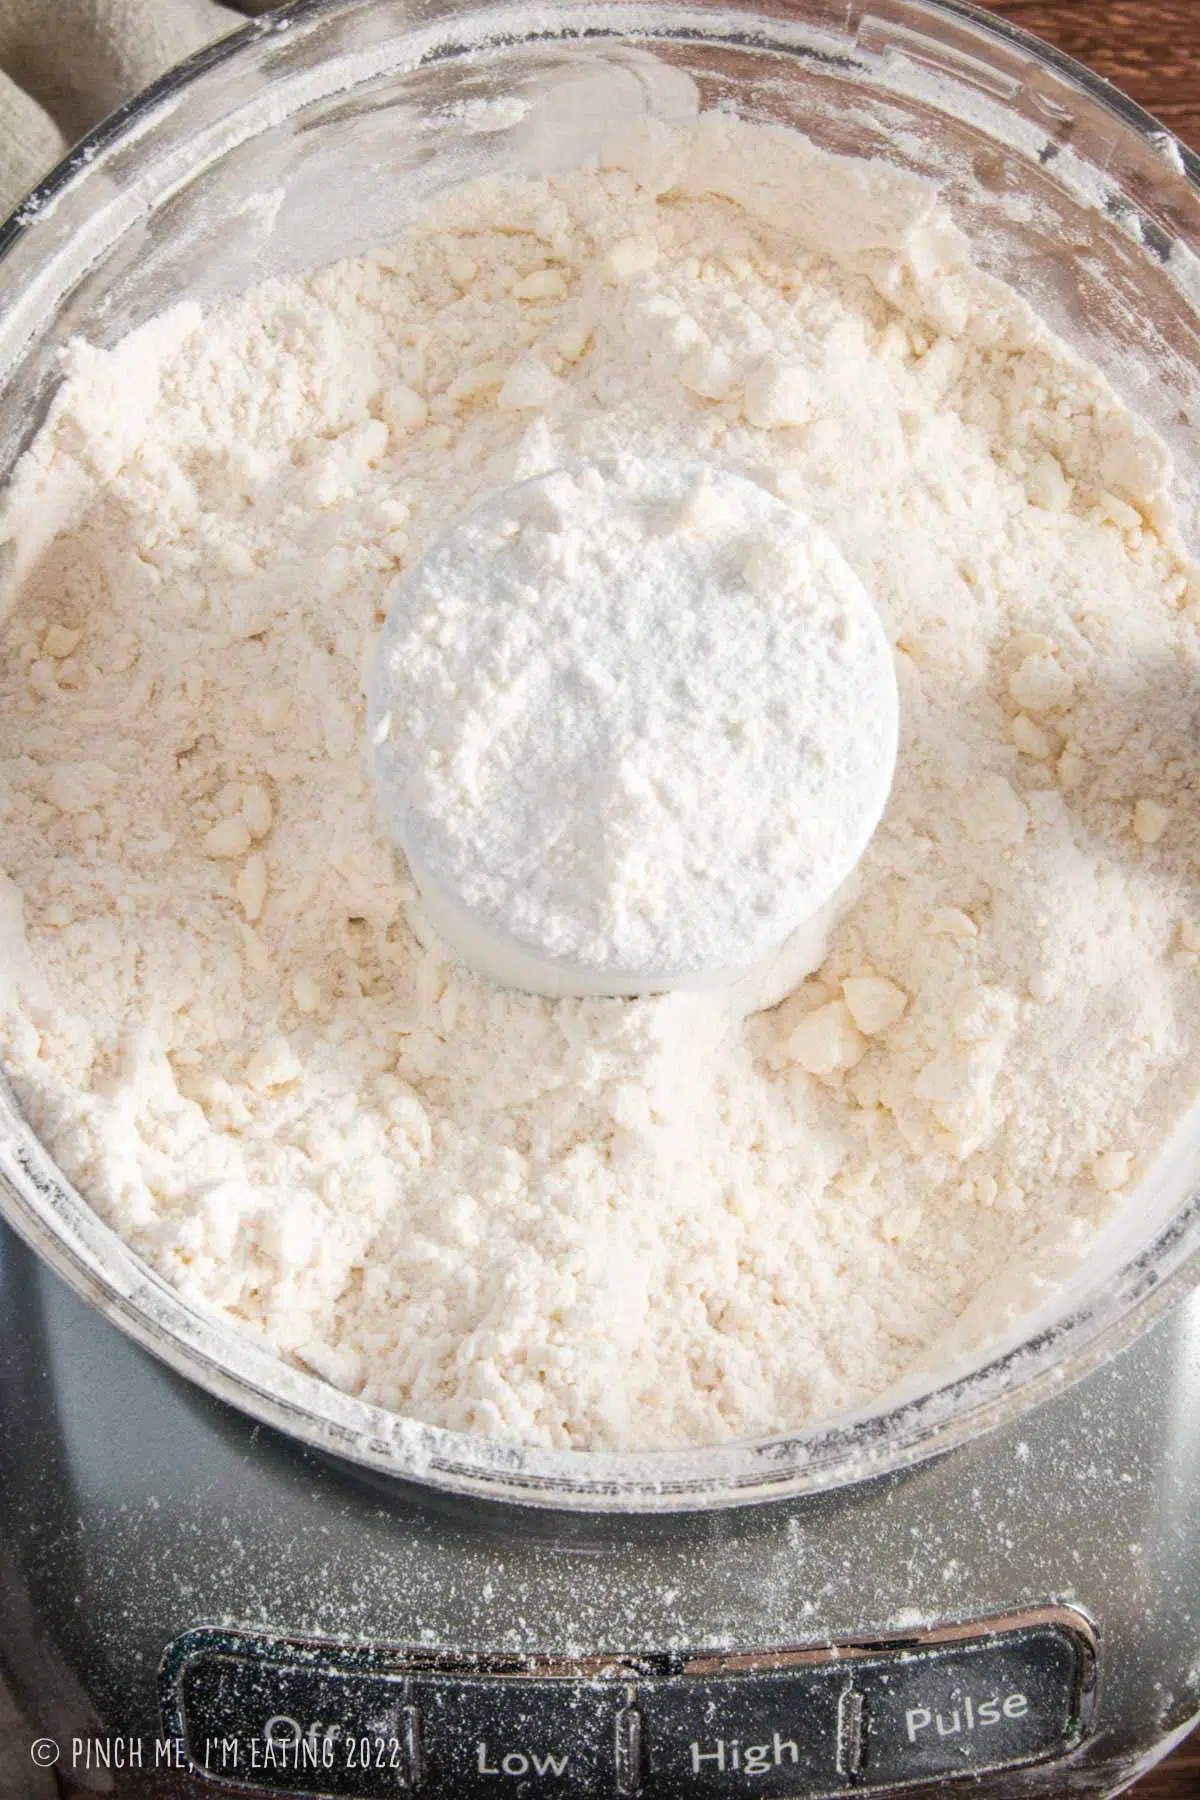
(368, 457, 898, 998)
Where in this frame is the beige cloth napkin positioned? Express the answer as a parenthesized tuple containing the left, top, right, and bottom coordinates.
(0, 0, 258, 216)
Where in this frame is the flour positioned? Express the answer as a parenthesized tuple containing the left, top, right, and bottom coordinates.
(369, 456, 897, 987)
(0, 111, 1198, 1451)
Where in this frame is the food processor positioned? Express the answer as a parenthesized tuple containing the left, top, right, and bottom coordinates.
(2, 1, 1200, 1794)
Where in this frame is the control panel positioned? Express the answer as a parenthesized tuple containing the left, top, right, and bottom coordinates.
(160, 1609, 1095, 1798)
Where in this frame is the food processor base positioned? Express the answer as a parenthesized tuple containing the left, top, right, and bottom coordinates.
(1, 1214, 1197, 1799)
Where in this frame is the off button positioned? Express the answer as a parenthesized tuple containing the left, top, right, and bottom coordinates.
(413, 1677, 630, 1800)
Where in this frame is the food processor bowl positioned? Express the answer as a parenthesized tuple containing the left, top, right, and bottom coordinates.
(1, 0, 1199, 1512)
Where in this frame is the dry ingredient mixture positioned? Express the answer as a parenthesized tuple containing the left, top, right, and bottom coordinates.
(1, 112, 1198, 1452)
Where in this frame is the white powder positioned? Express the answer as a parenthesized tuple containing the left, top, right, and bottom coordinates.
(369, 456, 897, 986)
(1, 112, 1198, 1451)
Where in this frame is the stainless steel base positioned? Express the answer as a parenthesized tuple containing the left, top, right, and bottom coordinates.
(1, 1216, 1197, 1797)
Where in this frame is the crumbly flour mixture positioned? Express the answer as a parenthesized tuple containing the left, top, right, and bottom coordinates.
(1, 112, 1198, 1451)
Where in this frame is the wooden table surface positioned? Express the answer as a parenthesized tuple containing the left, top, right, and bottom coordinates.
(963, 13, 1199, 1795)
(982, 0, 1200, 147)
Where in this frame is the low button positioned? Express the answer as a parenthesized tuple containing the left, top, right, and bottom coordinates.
(413, 1677, 627, 1800)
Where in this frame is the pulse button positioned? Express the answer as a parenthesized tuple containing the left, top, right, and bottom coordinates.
(852, 1627, 1085, 1786)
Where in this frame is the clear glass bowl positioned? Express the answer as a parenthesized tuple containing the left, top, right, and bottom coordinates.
(2, 0, 1199, 1512)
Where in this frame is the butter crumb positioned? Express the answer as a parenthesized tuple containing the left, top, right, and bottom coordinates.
(242, 784, 273, 840)
(842, 976, 908, 1035)
(930, 907, 978, 939)
(1091, 1150, 1133, 1192)
(1133, 798, 1170, 845)
(245, 1037, 303, 1091)
(293, 974, 322, 1014)
(42, 624, 83, 659)
(203, 817, 252, 859)
(786, 1000, 867, 1075)
(236, 853, 268, 922)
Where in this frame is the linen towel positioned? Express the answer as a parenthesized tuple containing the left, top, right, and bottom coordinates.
(0, 0, 257, 214)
